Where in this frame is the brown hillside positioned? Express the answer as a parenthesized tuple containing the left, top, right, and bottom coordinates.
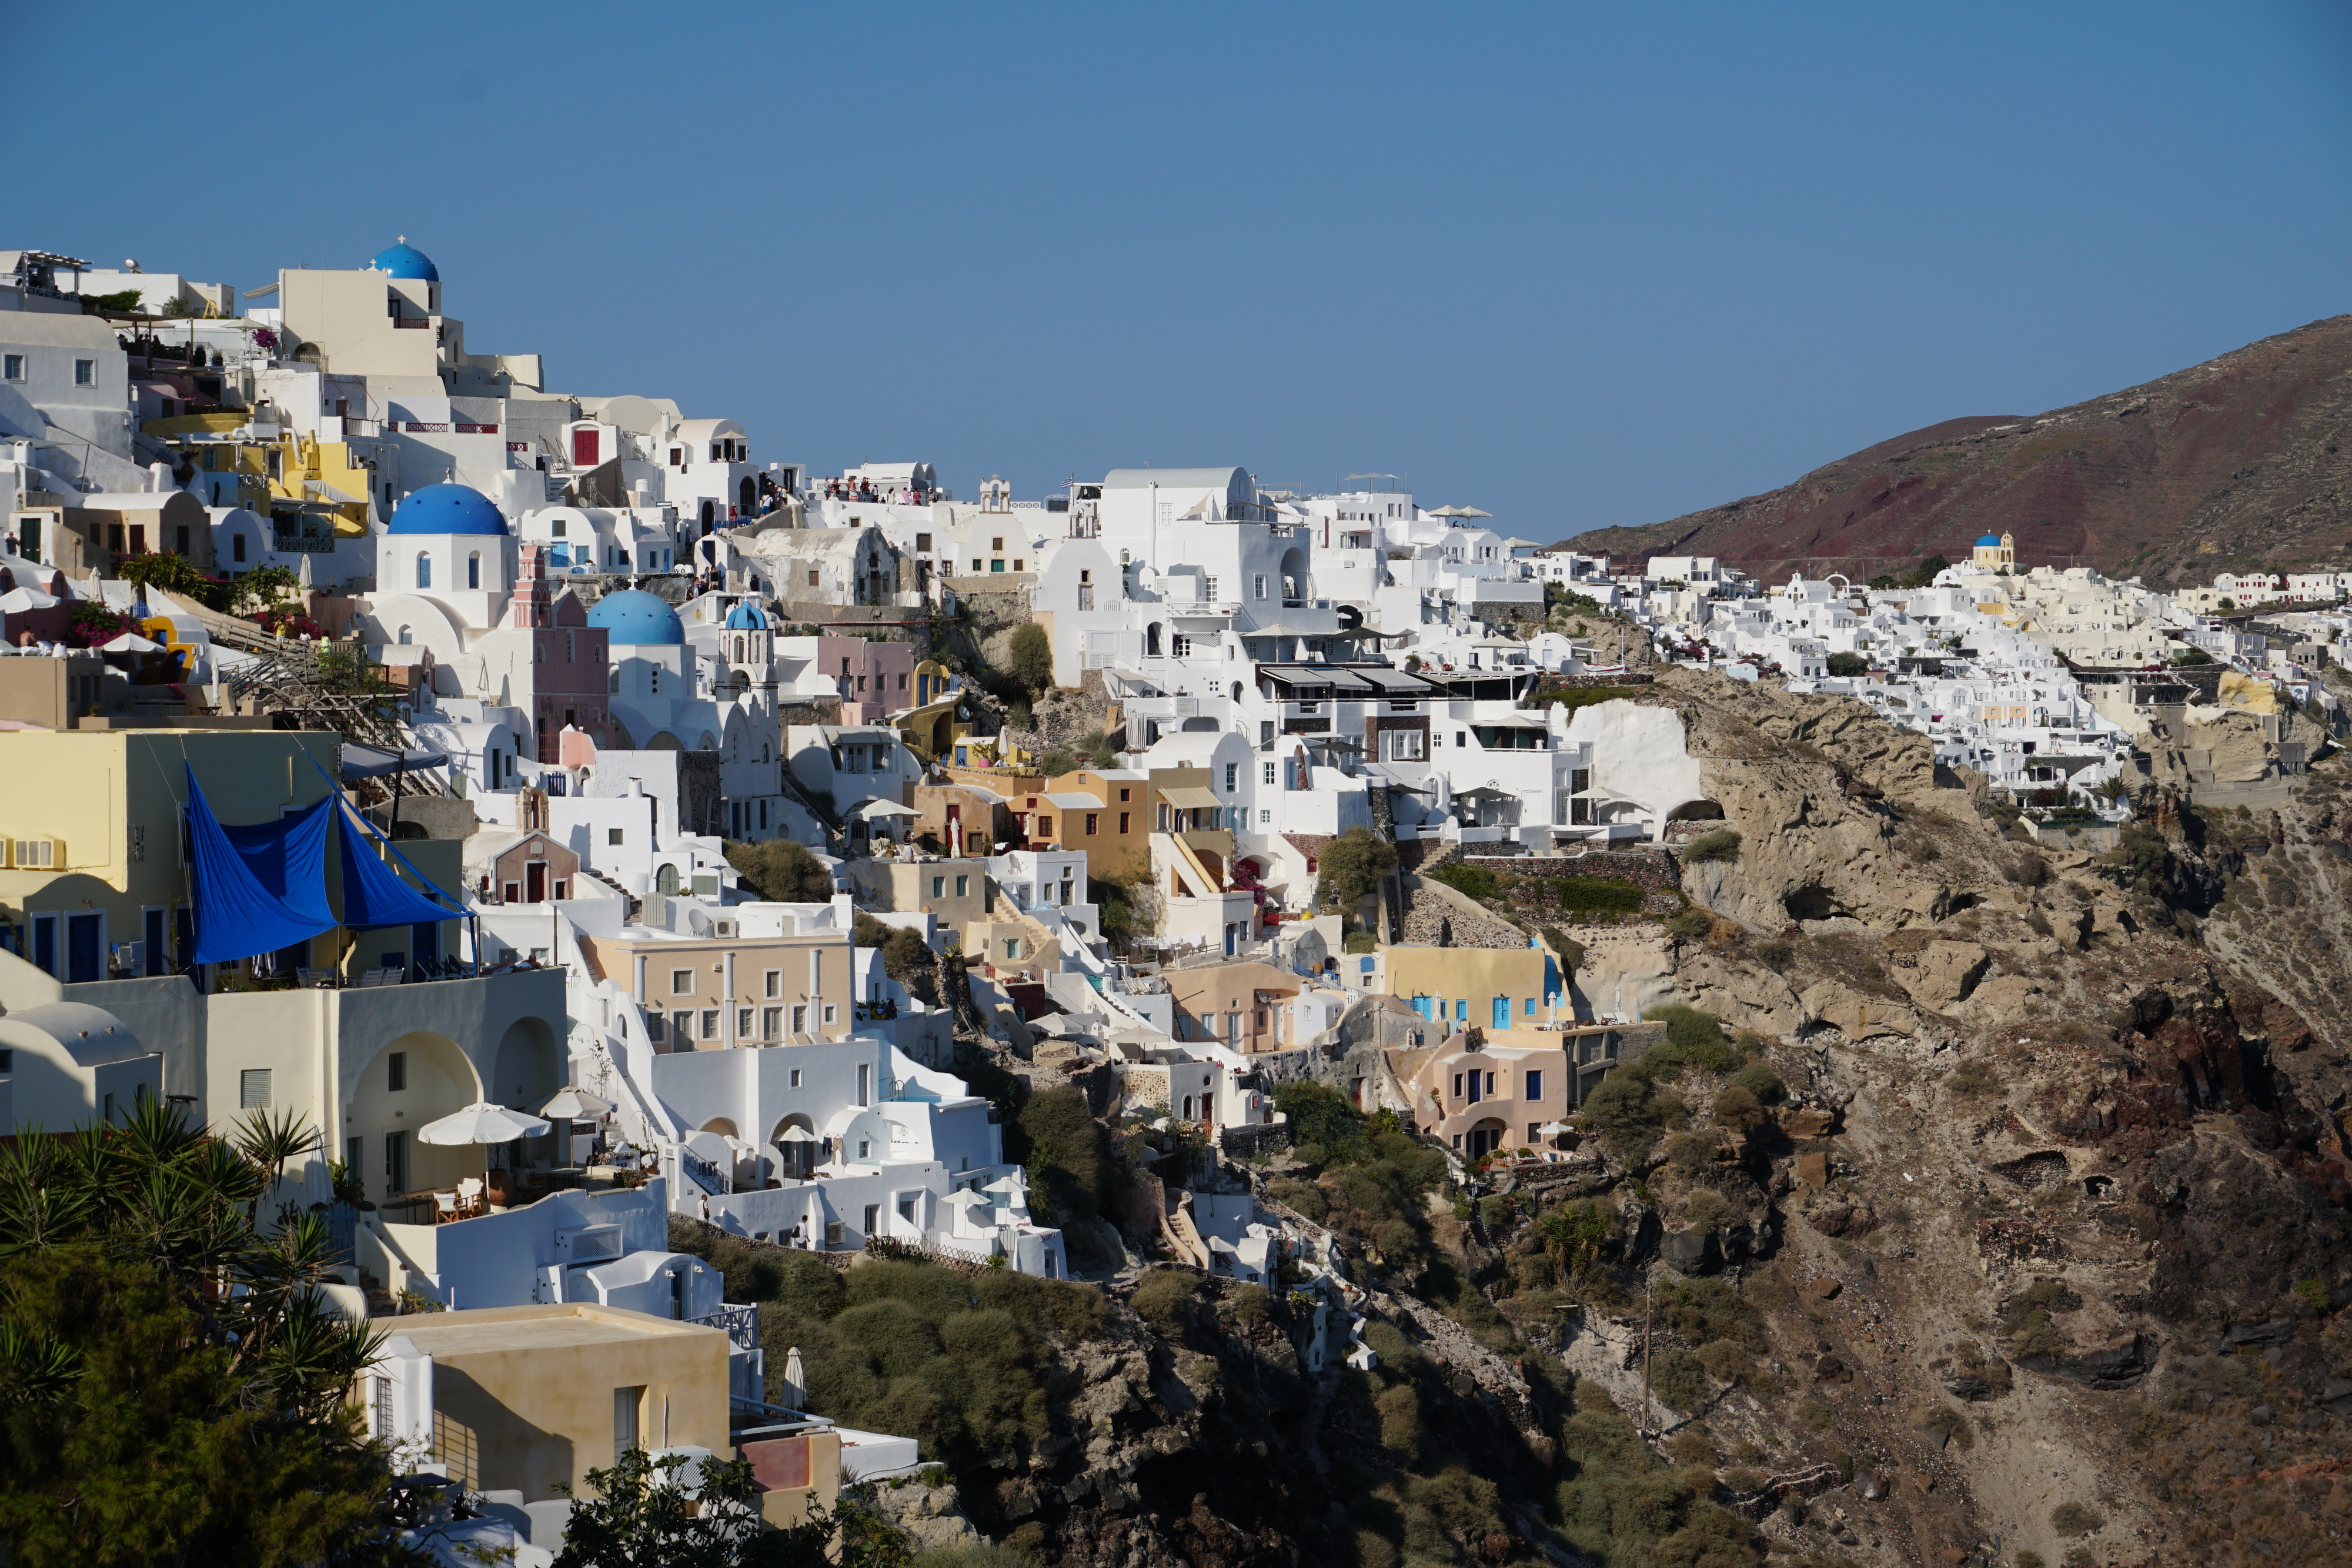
(1566, 315, 2352, 586)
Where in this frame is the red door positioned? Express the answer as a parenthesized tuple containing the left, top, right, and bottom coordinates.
(572, 427, 599, 466)
(526, 862, 547, 902)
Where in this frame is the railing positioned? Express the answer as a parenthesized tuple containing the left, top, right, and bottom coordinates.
(680, 1149, 729, 1195)
(694, 1302, 761, 1353)
(392, 317, 432, 329)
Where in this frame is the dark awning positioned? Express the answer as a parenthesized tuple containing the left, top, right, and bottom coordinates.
(340, 744, 450, 779)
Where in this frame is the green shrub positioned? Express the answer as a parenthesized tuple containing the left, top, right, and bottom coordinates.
(916, 1544, 1035, 1568)
(2050, 1501, 2104, 1537)
(1343, 931, 1378, 954)
(1664, 907, 1713, 941)
(1710, 1085, 1766, 1134)
(2293, 1277, 2333, 1315)
(1648, 1348, 1709, 1412)
(1681, 830, 1743, 864)
(1005, 621, 1055, 694)
(1131, 1269, 1202, 1339)
(1426, 863, 1507, 901)
(1642, 1005, 1742, 1073)
(1228, 1283, 1269, 1326)
(1729, 1062, 1784, 1102)
(1374, 1382, 1421, 1459)
(1578, 1067, 1686, 1155)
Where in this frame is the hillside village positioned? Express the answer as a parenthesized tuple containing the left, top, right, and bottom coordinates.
(6, 243, 2352, 1566)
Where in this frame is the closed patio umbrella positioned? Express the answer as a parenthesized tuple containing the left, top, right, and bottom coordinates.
(780, 1345, 806, 1409)
(540, 1087, 615, 1170)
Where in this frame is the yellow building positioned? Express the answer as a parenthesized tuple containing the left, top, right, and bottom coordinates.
(1971, 531, 2016, 571)
(0, 728, 461, 985)
(1373, 943, 1561, 1034)
(366, 1303, 839, 1526)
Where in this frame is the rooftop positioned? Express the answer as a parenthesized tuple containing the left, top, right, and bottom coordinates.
(368, 1302, 720, 1354)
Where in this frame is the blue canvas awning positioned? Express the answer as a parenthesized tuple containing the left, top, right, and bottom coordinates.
(332, 797, 465, 929)
(184, 765, 339, 965)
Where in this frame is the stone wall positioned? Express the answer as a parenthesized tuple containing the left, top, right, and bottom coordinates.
(1218, 1122, 1292, 1161)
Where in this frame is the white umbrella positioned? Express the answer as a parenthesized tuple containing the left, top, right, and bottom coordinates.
(102, 631, 163, 653)
(539, 1086, 615, 1120)
(777, 1125, 817, 1143)
(416, 1102, 552, 1145)
(1538, 1121, 1571, 1135)
(780, 1346, 806, 1409)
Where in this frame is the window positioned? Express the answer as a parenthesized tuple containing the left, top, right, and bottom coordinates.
(1525, 997, 1538, 1017)
(239, 1069, 271, 1109)
(0, 355, 21, 382)
(1385, 728, 1426, 762)
(233, 532, 246, 563)
(671, 969, 693, 995)
(856, 1062, 871, 1105)
(1258, 810, 1271, 825)
(1253, 574, 1267, 599)
(1118, 812, 1130, 834)
(1118, 787, 1131, 802)
(738, 1008, 754, 1038)
(789, 1068, 804, 1089)
(1525, 1069, 1542, 1101)
(466, 553, 480, 589)
(609, 828, 624, 845)
(700, 1009, 720, 1039)
(671, 1009, 694, 1041)
(763, 969, 781, 998)
(74, 359, 95, 387)
(1085, 814, 1098, 835)
(954, 875, 969, 897)
(1224, 763, 1237, 791)
(416, 553, 431, 589)
(1201, 1012, 1218, 1039)
(916, 533, 932, 551)
(1037, 815, 1054, 837)
(613, 1387, 644, 1464)
(386, 1052, 407, 1092)
(762, 1007, 782, 1038)
(1262, 761, 1277, 786)
(791, 1004, 808, 1034)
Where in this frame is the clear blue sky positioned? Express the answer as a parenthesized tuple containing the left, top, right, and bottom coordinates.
(16, 2, 2352, 539)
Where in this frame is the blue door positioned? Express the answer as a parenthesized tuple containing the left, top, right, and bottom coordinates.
(1492, 996, 1511, 1032)
(67, 914, 102, 983)
(1411, 996, 1433, 1020)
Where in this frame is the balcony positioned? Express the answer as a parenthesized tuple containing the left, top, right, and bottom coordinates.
(693, 1301, 761, 1353)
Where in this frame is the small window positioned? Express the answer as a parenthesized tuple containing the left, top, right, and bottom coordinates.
(916, 533, 932, 550)
(647, 1014, 667, 1043)
(738, 1008, 754, 1038)
(1224, 763, 1237, 791)
(1525, 1069, 1542, 1101)
(1085, 814, 1099, 836)
(0, 355, 22, 382)
(671, 968, 693, 994)
(386, 1052, 407, 1092)
(701, 1009, 720, 1038)
(789, 1068, 804, 1088)
(671, 1010, 693, 1041)
(762, 1007, 782, 1038)
(823, 1004, 838, 1025)
(609, 828, 624, 845)
(239, 1068, 271, 1109)
(954, 875, 969, 897)
(765, 969, 781, 998)
(74, 359, 95, 387)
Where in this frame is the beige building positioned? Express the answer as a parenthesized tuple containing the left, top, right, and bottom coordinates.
(366, 1303, 840, 1526)
(844, 857, 994, 929)
(1389, 1027, 1577, 1161)
(579, 922, 854, 1049)
(1163, 960, 1299, 1052)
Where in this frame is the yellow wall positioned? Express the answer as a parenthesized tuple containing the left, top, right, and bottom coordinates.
(579, 931, 854, 1045)
(370, 1305, 733, 1503)
(1378, 944, 1553, 1031)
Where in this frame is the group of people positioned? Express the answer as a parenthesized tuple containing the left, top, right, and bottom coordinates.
(818, 476, 930, 506)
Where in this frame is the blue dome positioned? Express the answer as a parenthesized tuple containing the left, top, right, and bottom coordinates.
(370, 239, 439, 281)
(723, 601, 770, 630)
(588, 589, 685, 646)
(1975, 534, 2003, 547)
(387, 483, 508, 536)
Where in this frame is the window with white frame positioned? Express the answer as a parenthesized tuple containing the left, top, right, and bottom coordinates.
(73, 359, 94, 386)
(1, 355, 21, 382)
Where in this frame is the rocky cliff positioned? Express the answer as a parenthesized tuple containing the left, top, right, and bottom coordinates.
(1562, 316, 2352, 587)
(684, 671, 2352, 1568)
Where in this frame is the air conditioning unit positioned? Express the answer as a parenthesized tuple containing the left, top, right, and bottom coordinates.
(711, 920, 737, 938)
(554, 1223, 623, 1264)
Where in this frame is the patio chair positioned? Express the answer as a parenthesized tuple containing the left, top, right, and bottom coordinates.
(432, 1191, 460, 1224)
(456, 1177, 485, 1217)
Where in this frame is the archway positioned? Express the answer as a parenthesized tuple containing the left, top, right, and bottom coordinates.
(492, 1017, 562, 1171)
(1146, 623, 1163, 657)
(770, 1112, 818, 1179)
(656, 864, 680, 895)
(346, 1032, 482, 1207)
(701, 1117, 739, 1138)
(1278, 545, 1310, 605)
(1465, 1116, 1511, 1162)
(739, 476, 756, 513)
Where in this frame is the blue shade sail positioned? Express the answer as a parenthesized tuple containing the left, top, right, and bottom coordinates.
(218, 794, 337, 928)
(332, 797, 465, 930)
(183, 765, 338, 966)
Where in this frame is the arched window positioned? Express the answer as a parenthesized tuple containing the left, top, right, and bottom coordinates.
(609, 668, 619, 693)
(396, 624, 413, 646)
(467, 552, 480, 590)
(416, 553, 431, 589)
(1146, 624, 1162, 657)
